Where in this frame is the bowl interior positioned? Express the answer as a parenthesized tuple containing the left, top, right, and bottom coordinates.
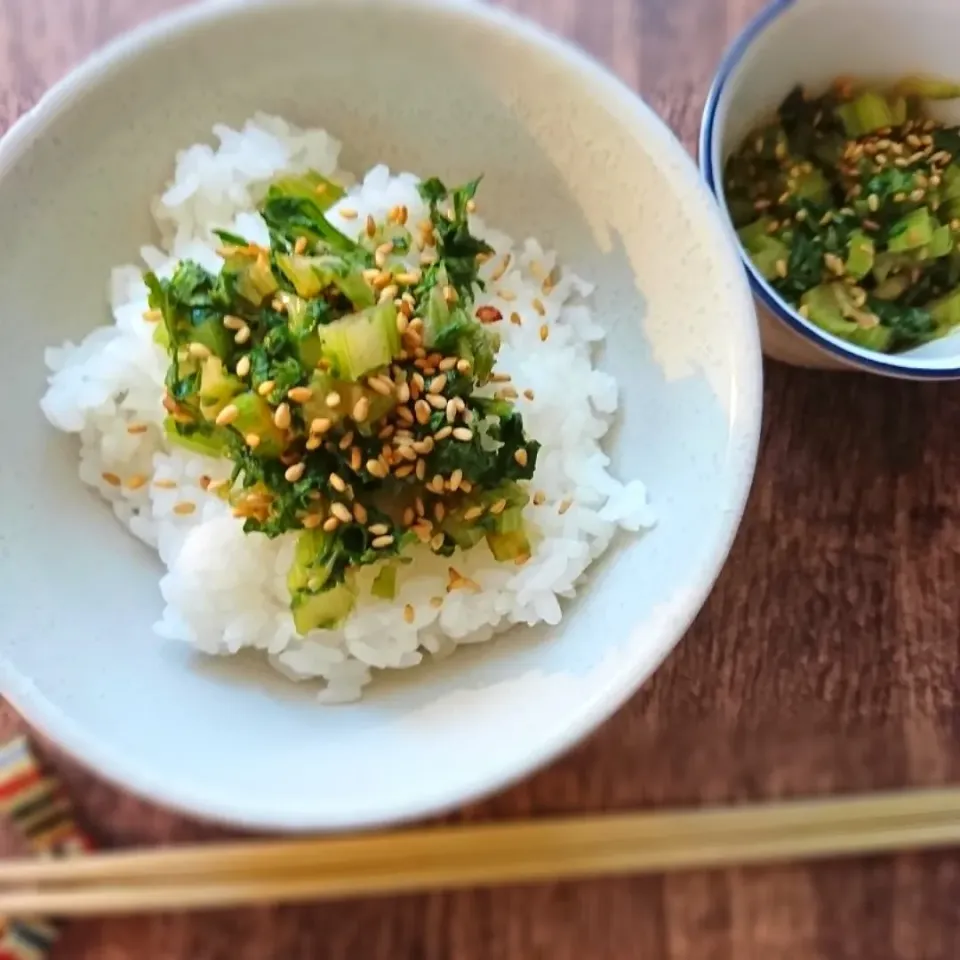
(711, 0, 960, 375)
(0, 0, 760, 829)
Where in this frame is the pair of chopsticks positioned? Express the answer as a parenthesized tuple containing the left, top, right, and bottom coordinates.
(2, 788, 960, 916)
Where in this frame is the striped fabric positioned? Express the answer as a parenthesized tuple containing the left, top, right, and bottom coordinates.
(0, 738, 94, 959)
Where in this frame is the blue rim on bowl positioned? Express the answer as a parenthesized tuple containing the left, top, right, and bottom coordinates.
(698, 0, 960, 379)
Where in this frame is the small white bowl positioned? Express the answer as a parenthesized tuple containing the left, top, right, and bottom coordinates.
(701, 0, 960, 378)
(0, 0, 761, 830)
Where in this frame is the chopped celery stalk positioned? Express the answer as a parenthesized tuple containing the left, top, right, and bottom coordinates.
(163, 417, 229, 457)
(836, 91, 897, 138)
(301, 372, 395, 428)
(927, 224, 954, 259)
(801, 283, 876, 336)
(942, 165, 960, 202)
(747, 235, 790, 281)
(737, 217, 775, 248)
(792, 167, 830, 203)
(423, 279, 499, 383)
(198, 357, 244, 422)
(371, 564, 398, 601)
(889, 96, 908, 127)
(738, 219, 789, 281)
(931, 289, 960, 329)
(893, 76, 960, 101)
(887, 207, 936, 253)
(235, 256, 279, 305)
(267, 171, 344, 212)
(848, 325, 894, 351)
(152, 323, 169, 348)
(276, 254, 375, 308)
(281, 293, 311, 336)
(231, 392, 287, 457)
(189, 318, 233, 359)
(317, 302, 401, 380)
(291, 585, 356, 634)
(874, 274, 912, 300)
(287, 530, 357, 632)
(845, 231, 875, 280)
(485, 507, 530, 562)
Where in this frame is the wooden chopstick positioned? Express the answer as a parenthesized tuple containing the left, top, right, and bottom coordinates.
(2, 788, 959, 916)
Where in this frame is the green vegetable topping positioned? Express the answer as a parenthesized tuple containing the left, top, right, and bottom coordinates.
(151, 172, 542, 633)
(725, 75, 960, 353)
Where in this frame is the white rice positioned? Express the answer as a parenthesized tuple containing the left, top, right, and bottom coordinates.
(40, 114, 655, 703)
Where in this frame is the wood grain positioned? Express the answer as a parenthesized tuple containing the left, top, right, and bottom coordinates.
(3, 0, 960, 956)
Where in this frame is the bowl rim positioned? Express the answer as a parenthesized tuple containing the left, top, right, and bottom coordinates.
(698, 0, 960, 380)
(0, 0, 763, 831)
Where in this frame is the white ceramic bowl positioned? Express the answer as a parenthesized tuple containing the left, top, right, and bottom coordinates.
(0, 0, 761, 830)
(701, 0, 960, 377)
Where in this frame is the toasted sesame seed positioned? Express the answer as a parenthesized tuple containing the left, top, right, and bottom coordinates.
(489, 498, 507, 516)
(463, 505, 484, 520)
(311, 418, 333, 436)
(514, 448, 529, 468)
(173, 502, 197, 516)
(533, 490, 546, 506)
(292, 235, 309, 255)
(443, 284, 458, 304)
(368, 375, 394, 396)
(285, 463, 306, 483)
(234, 324, 251, 345)
(379, 284, 399, 305)
(339, 208, 358, 220)
(101, 471, 122, 487)
(456, 358, 472, 376)
(368, 523, 390, 537)
(532, 298, 546, 317)
(126, 422, 149, 435)
(397, 405, 415, 425)
(371, 534, 395, 549)
(429, 474, 445, 494)
(273, 403, 291, 430)
(430, 596, 444, 609)
(452, 427, 473, 442)
(245, 433, 261, 448)
(325, 391, 341, 408)
(302, 513, 324, 529)
(775, 259, 788, 279)
(414, 399, 431, 424)
(394, 464, 414, 478)
(338, 431, 354, 451)
(402, 603, 415, 623)
(558, 498, 573, 515)
(497, 289, 517, 302)
(288, 386, 313, 404)
(910, 188, 925, 203)
(395, 270, 421, 285)
(330, 502, 353, 524)
(431, 534, 446, 552)
(415, 458, 426, 481)
(271, 297, 288, 314)
(352, 502, 368, 524)
(350, 446, 363, 472)
(428, 374, 447, 395)
(256, 380, 275, 398)
(349, 397, 369, 422)
(233, 355, 251, 378)
(323, 516, 340, 533)
(449, 469, 463, 492)
(539, 324, 549, 342)
(328, 472, 347, 493)
(153, 479, 177, 490)
(142, 308, 163, 323)
(420, 393, 442, 410)
(439, 356, 458, 372)
(374, 242, 393, 267)
(366, 459, 387, 478)
(490, 254, 511, 282)
(365, 213, 377, 238)
(216, 404, 239, 426)
(188, 342, 211, 360)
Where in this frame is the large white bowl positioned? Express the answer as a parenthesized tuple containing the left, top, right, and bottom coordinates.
(701, 0, 960, 377)
(0, 0, 761, 830)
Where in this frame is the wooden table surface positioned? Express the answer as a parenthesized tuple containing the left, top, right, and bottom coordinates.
(3, 0, 960, 956)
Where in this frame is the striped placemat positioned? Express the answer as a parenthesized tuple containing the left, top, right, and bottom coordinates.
(0, 738, 93, 959)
